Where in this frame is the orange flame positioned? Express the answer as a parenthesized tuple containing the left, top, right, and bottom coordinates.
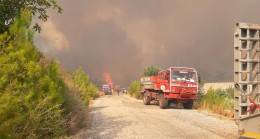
(103, 72, 113, 88)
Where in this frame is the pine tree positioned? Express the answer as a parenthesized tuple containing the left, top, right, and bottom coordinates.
(71, 67, 99, 105)
(141, 64, 161, 76)
(0, 8, 66, 138)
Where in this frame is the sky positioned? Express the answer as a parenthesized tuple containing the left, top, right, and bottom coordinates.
(35, 0, 260, 87)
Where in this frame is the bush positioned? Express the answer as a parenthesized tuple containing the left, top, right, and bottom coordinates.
(0, 8, 100, 138)
(128, 80, 141, 99)
(60, 66, 99, 135)
(200, 87, 234, 115)
(62, 89, 88, 135)
(70, 67, 99, 105)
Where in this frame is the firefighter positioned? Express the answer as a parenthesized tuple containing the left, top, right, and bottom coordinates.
(117, 89, 120, 96)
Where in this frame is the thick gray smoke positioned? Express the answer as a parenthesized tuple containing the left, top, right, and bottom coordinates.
(35, 0, 260, 86)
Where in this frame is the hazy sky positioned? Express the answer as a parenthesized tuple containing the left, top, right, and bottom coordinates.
(35, 0, 260, 86)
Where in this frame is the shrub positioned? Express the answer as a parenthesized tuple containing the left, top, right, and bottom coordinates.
(70, 67, 99, 105)
(128, 80, 141, 99)
(201, 87, 234, 115)
(62, 89, 88, 135)
(0, 8, 100, 138)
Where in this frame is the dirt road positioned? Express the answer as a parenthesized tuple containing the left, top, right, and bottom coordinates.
(85, 94, 238, 139)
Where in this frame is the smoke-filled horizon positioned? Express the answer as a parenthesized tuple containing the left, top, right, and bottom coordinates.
(35, 0, 260, 87)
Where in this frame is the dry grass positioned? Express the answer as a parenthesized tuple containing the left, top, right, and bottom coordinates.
(194, 87, 234, 118)
(59, 67, 95, 136)
(63, 90, 89, 135)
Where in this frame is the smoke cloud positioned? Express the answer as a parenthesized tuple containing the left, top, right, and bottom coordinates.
(35, 0, 260, 86)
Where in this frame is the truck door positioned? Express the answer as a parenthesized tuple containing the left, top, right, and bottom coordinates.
(158, 71, 168, 85)
(165, 70, 170, 83)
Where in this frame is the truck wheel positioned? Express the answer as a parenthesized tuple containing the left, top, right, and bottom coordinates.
(143, 92, 151, 105)
(183, 100, 193, 109)
(159, 94, 168, 109)
(167, 102, 171, 107)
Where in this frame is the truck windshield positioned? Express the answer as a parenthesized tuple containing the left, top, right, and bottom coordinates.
(171, 71, 196, 82)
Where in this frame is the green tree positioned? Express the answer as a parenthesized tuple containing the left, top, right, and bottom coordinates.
(0, 0, 62, 33)
(0, 9, 66, 138)
(128, 80, 141, 99)
(141, 64, 161, 76)
(71, 67, 99, 104)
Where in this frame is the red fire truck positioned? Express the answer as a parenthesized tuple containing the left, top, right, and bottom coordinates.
(102, 84, 112, 95)
(140, 67, 198, 109)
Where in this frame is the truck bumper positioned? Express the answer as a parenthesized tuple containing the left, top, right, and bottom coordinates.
(164, 93, 198, 101)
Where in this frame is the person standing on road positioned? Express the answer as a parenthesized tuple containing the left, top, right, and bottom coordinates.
(117, 89, 120, 96)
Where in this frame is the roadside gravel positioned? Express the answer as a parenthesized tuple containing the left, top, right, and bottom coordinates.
(85, 94, 238, 139)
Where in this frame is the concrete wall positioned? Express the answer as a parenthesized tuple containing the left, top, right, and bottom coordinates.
(203, 82, 234, 93)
